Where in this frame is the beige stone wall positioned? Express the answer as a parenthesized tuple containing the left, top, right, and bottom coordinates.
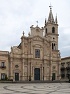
(30, 26, 43, 37)
(5, 19, 60, 81)
(0, 51, 9, 80)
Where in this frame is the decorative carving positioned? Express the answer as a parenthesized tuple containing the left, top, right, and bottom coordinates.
(15, 65, 19, 68)
(53, 66, 56, 69)
(36, 28, 39, 32)
(33, 36, 42, 41)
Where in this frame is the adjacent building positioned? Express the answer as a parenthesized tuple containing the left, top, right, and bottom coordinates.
(0, 7, 61, 81)
(61, 57, 70, 81)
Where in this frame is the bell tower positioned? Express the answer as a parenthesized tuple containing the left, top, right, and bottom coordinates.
(44, 5, 59, 51)
(44, 6, 61, 80)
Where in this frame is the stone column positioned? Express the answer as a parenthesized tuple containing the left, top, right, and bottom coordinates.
(10, 58, 13, 80)
(29, 62, 31, 81)
(57, 62, 59, 80)
(41, 65, 43, 81)
(22, 59, 24, 80)
(59, 62, 61, 80)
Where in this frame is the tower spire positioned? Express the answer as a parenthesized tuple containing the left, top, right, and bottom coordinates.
(48, 4, 54, 23)
(55, 14, 58, 24)
(45, 18, 47, 25)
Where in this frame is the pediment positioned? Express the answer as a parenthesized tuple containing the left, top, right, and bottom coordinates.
(12, 46, 21, 54)
(32, 36, 43, 42)
(33, 44, 43, 48)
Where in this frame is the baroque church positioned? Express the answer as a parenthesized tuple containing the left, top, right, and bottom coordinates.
(0, 7, 61, 81)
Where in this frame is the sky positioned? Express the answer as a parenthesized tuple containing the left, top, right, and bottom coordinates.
(0, 0, 70, 58)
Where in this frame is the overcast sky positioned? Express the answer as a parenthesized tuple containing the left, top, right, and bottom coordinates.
(0, 0, 70, 58)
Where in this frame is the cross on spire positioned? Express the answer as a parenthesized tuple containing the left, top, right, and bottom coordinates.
(49, 4, 53, 10)
(48, 4, 54, 23)
(36, 21, 38, 26)
(23, 31, 25, 36)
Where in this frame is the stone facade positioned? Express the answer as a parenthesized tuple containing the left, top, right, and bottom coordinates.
(61, 57, 70, 81)
(0, 8, 61, 81)
(0, 51, 9, 80)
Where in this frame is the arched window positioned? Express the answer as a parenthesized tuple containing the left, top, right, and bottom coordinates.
(52, 43, 56, 50)
(52, 43, 54, 50)
(52, 27, 55, 33)
(35, 49, 40, 58)
(54, 43, 56, 50)
(45, 28, 47, 36)
(45, 28, 47, 34)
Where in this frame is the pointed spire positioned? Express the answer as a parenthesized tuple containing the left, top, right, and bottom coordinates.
(55, 14, 58, 24)
(45, 18, 47, 25)
(48, 4, 54, 23)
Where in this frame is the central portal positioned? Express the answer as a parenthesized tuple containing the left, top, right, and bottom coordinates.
(34, 68, 40, 80)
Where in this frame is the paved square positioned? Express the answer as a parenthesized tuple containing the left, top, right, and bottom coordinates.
(0, 83, 70, 94)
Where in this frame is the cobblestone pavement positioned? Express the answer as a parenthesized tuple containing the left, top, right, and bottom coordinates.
(0, 83, 70, 94)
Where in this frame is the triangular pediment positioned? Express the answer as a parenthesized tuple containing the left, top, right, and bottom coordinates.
(12, 46, 21, 54)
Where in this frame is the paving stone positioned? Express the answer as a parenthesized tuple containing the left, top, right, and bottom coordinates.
(0, 83, 70, 94)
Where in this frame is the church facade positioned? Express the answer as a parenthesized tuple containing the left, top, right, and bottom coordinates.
(0, 8, 61, 81)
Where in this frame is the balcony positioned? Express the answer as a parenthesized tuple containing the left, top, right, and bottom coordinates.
(0, 66, 6, 69)
(66, 73, 70, 79)
(61, 73, 65, 78)
(60, 67, 65, 71)
(66, 66, 70, 70)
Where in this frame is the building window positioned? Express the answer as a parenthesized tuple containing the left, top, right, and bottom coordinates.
(35, 49, 40, 58)
(61, 62, 65, 67)
(52, 27, 55, 33)
(52, 43, 56, 50)
(1, 62, 5, 67)
(52, 43, 54, 50)
(54, 43, 56, 50)
(45, 28, 47, 34)
(1, 73, 6, 80)
(61, 74, 65, 79)
(67, 62, 70, 67)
